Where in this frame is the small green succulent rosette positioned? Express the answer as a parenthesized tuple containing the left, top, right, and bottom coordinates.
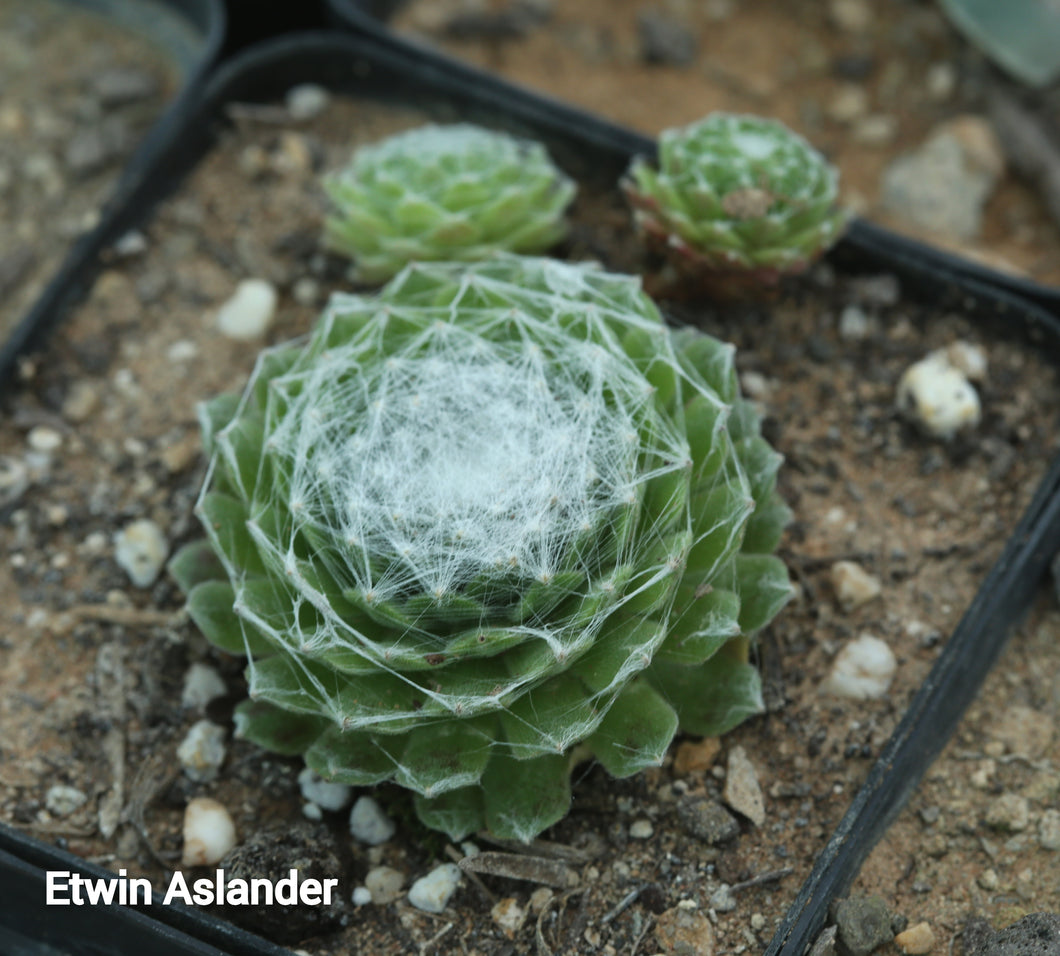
(170, 254, 792, 843)
(624, 112, 849, 283)
(323, 124, 577, 283)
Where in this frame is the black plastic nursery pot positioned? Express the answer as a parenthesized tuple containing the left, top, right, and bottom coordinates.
(324, 0, 1060, 320)
(0, 0, 226, 387)
(3, 28, 1060, 956)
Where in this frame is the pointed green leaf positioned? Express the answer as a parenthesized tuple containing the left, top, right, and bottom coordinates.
(305, 724, 397, 785)
(414, 787, 486, 841)
(648, 655, 764, 737)
(168, 540, 225, 595)
(233, 699, 329, 756)
(481, 751, 571, 843)
(733, 554, 793, 634)
(588, 679, 678, 777)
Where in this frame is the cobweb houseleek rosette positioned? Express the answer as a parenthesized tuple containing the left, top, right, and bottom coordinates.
(170, 254, 792, 843)
(623, 113, 850, 292)
(323, 123, 577, 284)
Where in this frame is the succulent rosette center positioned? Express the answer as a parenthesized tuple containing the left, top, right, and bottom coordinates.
(171, 255, 792, 842)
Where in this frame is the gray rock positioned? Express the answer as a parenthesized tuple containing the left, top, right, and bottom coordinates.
(64, 117, 131, 177)
(833, 896, 893, 956)
(93, 67, 159, 107)
(881, 121, 1002, 242)
(637, 8, 697, 66)
(678, 798, 740, 844)
(963, 914, 1060, 956)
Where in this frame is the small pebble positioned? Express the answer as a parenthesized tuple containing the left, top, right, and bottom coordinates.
(349, 795, 396, 845)
(298, 768, 352, 812)
(935, 341, 987, 382)
(656, 905, 715, 954)
(182, 797, 237, 866)
(827, 84, 869, 124)
(984, 793, 1029, 832)
(352, 886, 372, 906)
(833, 896, 893, 956)
(926, 63, 956, 101)
(181, 662, 227, 710)
(710, 885, 737, 912)
(1039, 808, 1060, 850)
(838, 305, 872, 341)
(167, 340, 198, 362)
(177, 720, 227, 782)
(114, 518, 168, 588)
(365, 866, 405, 904)
(492, 897, 528, 937)
(407, 863, 461, 914)
(678, 797, 740, 845)
(831, 560, 881, 609)
(45, 785, 87, 817)
(895, 922, 936, 954)
(896, 354, 980, 439)
(723, 745, 765, 826)
(674, 737, 722, 775)
(113, 230, 148, 258)
(822, 633, 896, 699)
(292, 276, 320, 307)
(630, 819, 654, 839)
(27, 426, 62, 454)
(302, 803, 323, 822)
(828, 0, 872, 33)
(215, 279, 277, 339)
(978, 868, 999, 890)
(62, 381, 100, 422)
(286, 84, 330, 121)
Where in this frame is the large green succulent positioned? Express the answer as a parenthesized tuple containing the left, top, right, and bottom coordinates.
(170, 254, 792, 843)
(323, 124, 576, 283)
(623, 113, 849, 282)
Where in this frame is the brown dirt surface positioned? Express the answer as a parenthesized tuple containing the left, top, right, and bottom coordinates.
(393, 0, 1060, 287)
(1, 80, 1058, 956)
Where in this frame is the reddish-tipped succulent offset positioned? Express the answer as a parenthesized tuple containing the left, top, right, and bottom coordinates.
(624, 113, 849, 292)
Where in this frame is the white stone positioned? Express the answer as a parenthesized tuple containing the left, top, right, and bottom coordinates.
(630, 819, 654, 839)
(365, 865, 405, 904)
(181, 662, 227, 710)
(182, 797, 236, 866)
(822, 633, 896, 699)
(710, 884, 737, 912)
(286, 84, 330, 121)
(831, 560, 881, 609)
(838, 305, 872, 341)
(27, 426, 62, 453)
(114, 518, 168, 588)
(934, 341, 987, 382)
(492, 897, 528, 936)
(45, 784, 87, 817)
(177, 720, 227, 782)
(896, 355, 980, 439)
(408, 863, 461, 914)
(167, 339, 198, 362)
(215, 279, 277, 340)
(302, 802, 323, 821)
(298, 768, 352, 812)
(349, 795, 396, 845)
(352, 886, 373, 905)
